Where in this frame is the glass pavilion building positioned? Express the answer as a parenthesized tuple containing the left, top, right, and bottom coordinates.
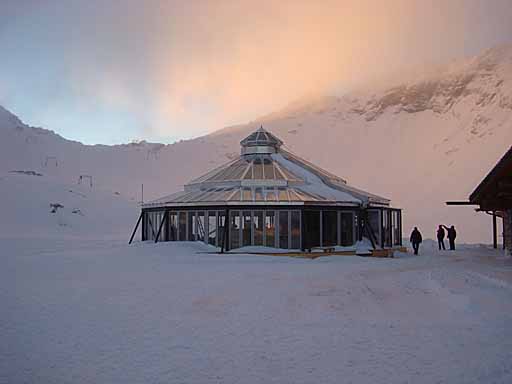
(136, 127, 402, 251)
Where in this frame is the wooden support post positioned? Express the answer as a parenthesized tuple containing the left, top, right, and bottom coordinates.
(493, 212, 498, 249)
(155, 212, 168, 243)
(129, 212, 143, 244)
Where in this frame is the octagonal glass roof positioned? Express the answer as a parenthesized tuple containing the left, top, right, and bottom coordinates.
(143, 127, 391, 208)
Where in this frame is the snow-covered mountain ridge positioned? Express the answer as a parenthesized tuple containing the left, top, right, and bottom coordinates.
(1, 45, 512, 242)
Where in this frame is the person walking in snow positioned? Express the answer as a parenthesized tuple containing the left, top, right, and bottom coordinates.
(436, 225, 446, 250)
(442, 225, 457, 250)
(410, 227, 422, 255)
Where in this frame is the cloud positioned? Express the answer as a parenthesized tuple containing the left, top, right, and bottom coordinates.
(2, 0, 512, 143)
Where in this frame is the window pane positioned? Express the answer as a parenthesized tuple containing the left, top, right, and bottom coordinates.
(149, 212, 156, 240)
(322, 211, 337, 246)
(278, 187, 289, 201)
(230, 211, 240, 250)
(229, 189, 241, 201)
(340, 212, 355, 246)
(178, 212, 187, 241)
(254, 210, 264, 246)
(242, 188, 253, 201)
(382, 210, 392, 247)
(208, 212, 217, 246)
(188, 211, 195, 241)
(291, 211, 301, 249)
(392, 211, 401, 245)
(304, 211, 320, 249)
(159, 212, 167, 241)
(144, 212, 150, 240)
(242, 211, 252, 247)
(196, 211, 205, 242)
(218, 211, 227, 248)
(263, 158, 274, 179)
(279, 211, 289, 249)
(169, 212, 177, 241)
(255, 188, 264, 201)
(253, 158, 263, 179)
(243, 162, 253, 179)
(367, 210, 381, 244)
(275, 166, 284, 180)
(265, 211, 276, 247)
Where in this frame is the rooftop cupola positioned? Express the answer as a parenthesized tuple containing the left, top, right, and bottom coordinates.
(240, 126, 283, 155)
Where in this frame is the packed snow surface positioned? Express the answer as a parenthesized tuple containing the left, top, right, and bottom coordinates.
(2, 237, 512, 383)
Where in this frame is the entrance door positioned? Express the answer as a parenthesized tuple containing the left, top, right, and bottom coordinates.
(303, 210, 320, 250)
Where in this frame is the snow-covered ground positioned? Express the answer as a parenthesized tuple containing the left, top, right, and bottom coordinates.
(2, 236, 512, 383)
(2, 44, 512, 383)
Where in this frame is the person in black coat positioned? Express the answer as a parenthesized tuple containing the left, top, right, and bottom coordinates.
(436, 225, 446, 250)
(410, 227, 422, 255)
(442, 225, 457, 250)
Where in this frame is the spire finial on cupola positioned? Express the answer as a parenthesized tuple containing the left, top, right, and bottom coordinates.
(240, 126, 283, 155)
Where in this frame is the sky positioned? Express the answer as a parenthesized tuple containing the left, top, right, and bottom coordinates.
(1, 0, 512, 145)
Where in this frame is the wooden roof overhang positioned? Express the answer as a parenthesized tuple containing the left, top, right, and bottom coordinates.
(469, 146, 512, 211)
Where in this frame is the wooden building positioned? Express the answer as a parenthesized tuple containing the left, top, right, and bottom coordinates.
(130, 127, 402, 252)
(469, 146, 512, 253)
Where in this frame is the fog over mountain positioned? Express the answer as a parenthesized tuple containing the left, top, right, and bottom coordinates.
(1, 45, 512, 243)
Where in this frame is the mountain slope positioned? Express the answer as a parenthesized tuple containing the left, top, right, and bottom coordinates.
(1, 45, 512, 243)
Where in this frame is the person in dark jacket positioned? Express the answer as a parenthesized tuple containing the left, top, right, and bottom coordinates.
(410, 227, 422, 255)
(442, 225, 457, 250)
(437, 225, 446, 250)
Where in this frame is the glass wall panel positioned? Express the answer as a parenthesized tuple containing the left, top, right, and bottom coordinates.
(196, 211, 205, 242)
(304, 211, 320, 249)
(158, 211, 166, 241)
(265, 188, 276, 201)
(322, 211, 338, 246)
(340, 212, 355, 246)
(242, 188, 252, 201)
(144, 212, 153, 241)
(367, 210, 381, 244)
(188, 211, 196, 241)
(218, 211, 226, 248)
(383, 210, 392, 247)
(279, 211, 289, 249)
(144, 212, 149, 240)
(178, 211, 187, 241)
(255, 188, 264, 201)
(208, 211, 217, 246)
(291, 210, 301, 249)
(146, 212, 160, 241)
(230, 211, 241, 250)
(169, 212, 178, 241)
(242, 211, 252, 247)
(392, 211, 401, 245)
(151, 212, 158, 240)
(265, 211, 276, 247)
(253, 158, 263, 179)
(253, 210, 264, 246)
